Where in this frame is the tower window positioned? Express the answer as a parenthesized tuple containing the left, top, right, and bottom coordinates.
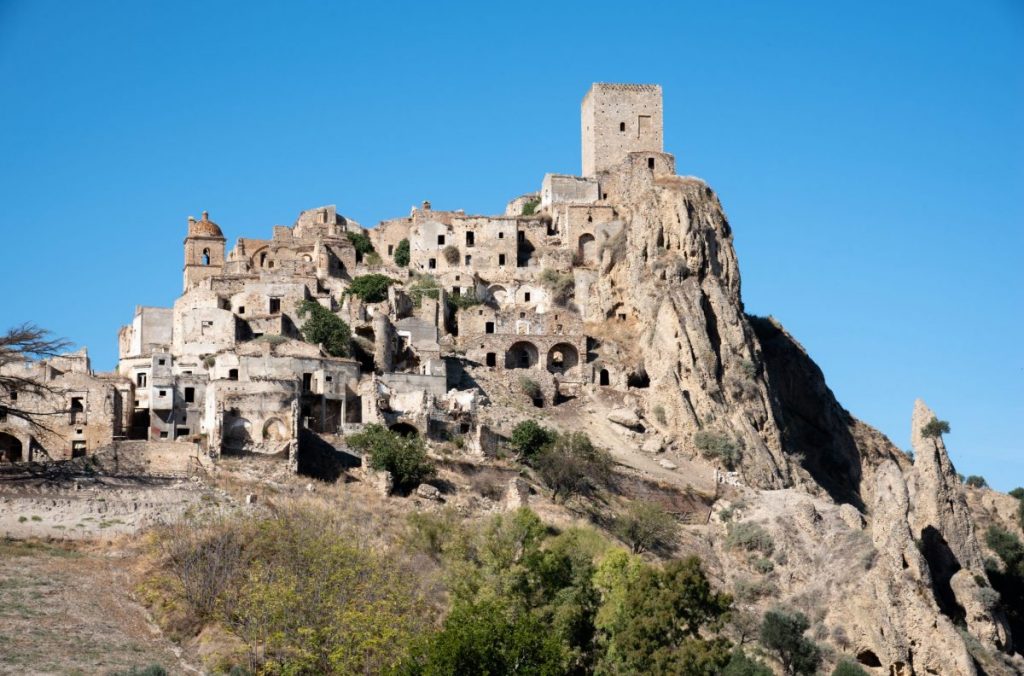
(466, 232, 475, 247)
(648, 157, 655, 169)
(201, 248, 210, 265)
(184, 387, 195, 403)
(137, 373, 147, 387)
(269, 298, 281, 313)
(485, 322, 495, 334)
(619, 122, 625, 132)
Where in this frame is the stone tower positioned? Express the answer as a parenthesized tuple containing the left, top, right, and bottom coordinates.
(581, 83, 663, 177)
(183, 211, 226, 291)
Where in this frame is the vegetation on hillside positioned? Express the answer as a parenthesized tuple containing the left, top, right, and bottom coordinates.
(297, 300, 351, 357)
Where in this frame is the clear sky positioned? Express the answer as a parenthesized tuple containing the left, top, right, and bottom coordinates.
(1, 1, 1021, 490)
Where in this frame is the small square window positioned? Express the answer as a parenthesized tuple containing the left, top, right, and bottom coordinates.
(429, 258, 437, 269)
(524, 292, 531, 302)
(184, 387, 195, 403)
(465, 255, 472, 265)
(520, 312, 525, 319)
(498, 254, 506, 266)
(76, 428, 82, 434)
(269, 298, 281, 313)
(238, 306, 245, 314)
(159, 431, 168, 439)
(158, 358, 166, 366)
(437, 235, 445, 245)
(325, 375, 333, 382)
(498, 232, 504, 239)
(159, 390, 167, 397)
(9, 391, 16, 401)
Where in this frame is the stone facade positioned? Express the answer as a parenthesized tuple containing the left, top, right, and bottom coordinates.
(581, 83, 664, 176)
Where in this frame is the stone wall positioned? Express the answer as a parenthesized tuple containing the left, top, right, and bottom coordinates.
(582, 83, 663, 176)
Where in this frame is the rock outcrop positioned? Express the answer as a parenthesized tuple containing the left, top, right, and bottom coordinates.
(908, 399, 1012, 651)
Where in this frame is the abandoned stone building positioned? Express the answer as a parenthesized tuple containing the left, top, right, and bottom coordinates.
(3, 82, 675, 464)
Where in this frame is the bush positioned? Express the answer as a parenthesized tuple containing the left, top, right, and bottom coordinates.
(347, 424, 435, 492)
(534, 432, 612, 502)
(508, 420, 555, 460)
(832, 659, 870, 676)
(447, 289, 482, 310)
(349, 274, 397, 303)
(694, 431, 740, 469)
(346, 230, 375, 258)
(538, 268, 575, 307)
(394, 238, 410, 267)
(442, 244, 460, 265)
(726, 522, 774, 556)
(612, 501, 677, 554)
(760, 609, 821, 675)
(965, 475, 988, 488)
(519, 376, 541, 400)
(297, 299, 351, 357)
(921, 417, 950, 439)
(365, 251, 382, 267)
(722, 650, 774, 676)
(986, 525, 1024, 572)
(1009, 487, 1024, 500)
(521, 198, 540, 216)
(408, 274, 441, 307)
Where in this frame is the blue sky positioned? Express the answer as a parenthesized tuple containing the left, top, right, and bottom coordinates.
(1, 1, 1021, 490)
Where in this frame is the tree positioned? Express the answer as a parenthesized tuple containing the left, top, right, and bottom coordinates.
(760, 610, 821, 675)
(986, 525, 1024, 572)
(722, 649, 774, 676)
(347, 424, 434, 492)
(297, 300, 351, 357)
(611, 501, 677, 554)
(0, 323, 71, 429)
(534, 432, 612, 502)
(394, 238, 411, 267)
(965, 475, 988, 488)
(597, 556, 734, 675)
(349, 274, 397, 303)
(508, 420, 555, 460)
(921, 417, 950, 439)
(693, 431, 740, 469)
(1009, 487, 1024, 500)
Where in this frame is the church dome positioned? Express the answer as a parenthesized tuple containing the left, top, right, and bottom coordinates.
(188, 211, 224, 238)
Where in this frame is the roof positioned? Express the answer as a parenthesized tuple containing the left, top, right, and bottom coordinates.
(188, 211, 225, 239)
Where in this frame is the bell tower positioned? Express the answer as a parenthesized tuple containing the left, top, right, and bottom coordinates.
(183, 211, 226, 291)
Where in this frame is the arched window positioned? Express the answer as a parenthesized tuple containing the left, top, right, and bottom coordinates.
(201, 248, 211, 266)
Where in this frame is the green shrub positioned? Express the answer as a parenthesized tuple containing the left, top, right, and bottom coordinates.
(1009, 487, 1024, 500)
(408, 274, 441, 307)
(521, 198, 540, 216)
(965, 475, 988, 488)
(760, 609, 821, 675)
(346, 230, 374, 255)
(694, 430, 740, 469)
(508, 419, 555, 459)
(832, 659, 870, 676)
(447, 289, 482, 310)
(538, 268, 575, 307)
(652, 405, 667, 425)
(740, 360, 757, 379)
(611, 501, 677, 554)
(722, 650, 774, 675)
(519, 376, 541, 400)
(921, 417, 950, 439)
(752, 557, 775, 574)
(347, 424, 435, 492)
(297, 300, 351, 357)
(365, 251, 382, 267)
(986, 525, 1024, 571)
(394, 238, 410, 267)
(349, 274, 396, 303)
(726, 522, 774, 556)
(534, 432, 612, 502)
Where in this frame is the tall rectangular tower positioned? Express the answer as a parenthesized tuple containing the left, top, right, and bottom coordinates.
(581, 83, 663, 177)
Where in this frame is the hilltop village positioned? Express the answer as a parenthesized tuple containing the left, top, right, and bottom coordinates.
(0, 84, 670, 468)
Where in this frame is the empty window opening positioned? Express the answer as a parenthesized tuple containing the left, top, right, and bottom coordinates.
(9, 391, 17, 401)
(619, 122, 626, 132)
(602, 192, 608, 200)
(498, 232, 504, 239)
(599, 369, 610, 386)
(485, 321, 495, 334)
(158, 358, 166, 366)
(587, 214, 593, 223)
(519, 312, 526, 319)
(184, 387, 195, 403)
(201, 248, 210, 265)
(182, 370, 192, 375)
(176, 428, 190, 437)
(388, 244, 394, 255)
(260, 252, 267, 267)
(452, 287, 461, 297)
(648, 157, 655, 169)
(437, 234, 446, 246)
(268, 260, 274, 268)
(228, 369, 238, 381)
(269, 297, 281, 314)
(618, 313, 627, 321)
(159, 431, 168, 439)
(238, 306, 245, 314)
(137, 373, 147, 387)
(466, 232, 475, 247)
(302, 373, 313, 391)
(498, 254, 506, 266)
(71, 440, 86, 457)
(158, 390, 167, 397)
(70, 397, 84, 412)
(524, 292, 531, 302)
(76, 428, 83, 434)
(429, 258, 437, 269)
(325, 375, 333, 383)
(485, 352, 496, 367)
(464, 255, 472, 265)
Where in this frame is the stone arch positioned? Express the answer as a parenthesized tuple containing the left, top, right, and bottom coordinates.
(546, 342, 579, 374)
(505, 341, 539, 369)
(223, 417, 252, 450)
(0, 433, 23, 462)
(251, 246, 270, 269)
(578, 233, 597, 265)
(389, 422, 419, 437)
(262, 417, 289, 442)
(488, 285, 508, 305)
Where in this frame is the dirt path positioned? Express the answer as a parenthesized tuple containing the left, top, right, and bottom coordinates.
(0, 539, 194, 675)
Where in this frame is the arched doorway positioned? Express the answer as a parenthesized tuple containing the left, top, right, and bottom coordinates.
(0, 433, 23, 462)
(488, 285, 508, 305)
(263, 418, 289, 442)
(223, 417, 253, 451)
(389, 422, 419, 438)
(599, 368, 610, 386)
(546, 343, 579, 374)
(578, 234, 597, 265)
(505, 341, 539, 369)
